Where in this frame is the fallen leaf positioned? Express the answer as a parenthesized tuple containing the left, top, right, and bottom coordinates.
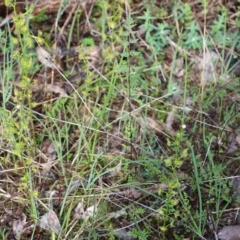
(67, 178, 86, 195)
(114, 228, 137, 240)
(13, 212, 26, 238)
(106, 209, 127, 219)
(73, 203, 98, 221)
(165, 108, 176, 135)
(109, 160, 122, 177)
(41, 140, 57, 162)
(37, 210, 61, 235)
(218, 225, 240, 240)
(227, 132, 239, 154)
(77, 46, 101, 61)
(233, 64, 240, 77)
(233, 176, 240, 202)
(121, 188, 143, 200)
(82, 205, 98, 221)
(77, 45, 102, 69)
(147, 183, 168, 193)
(44, 84, 68, 97)
(73, 202, 85, 220)
(40, 140, 58, 174)
(173, 58, 184, 78)
(134, 115, 166, 136)
(199, 50, 220, 86)
(36, 47, 55, 69)
(54, 45, 66, 59)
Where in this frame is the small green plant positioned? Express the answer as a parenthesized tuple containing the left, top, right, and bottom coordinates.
(138, 7, 171, 54)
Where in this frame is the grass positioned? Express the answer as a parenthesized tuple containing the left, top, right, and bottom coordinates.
(0, 0, 240, 239)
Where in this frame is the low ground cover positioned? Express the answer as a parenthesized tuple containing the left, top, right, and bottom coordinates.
(0, 0, 240, 239)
